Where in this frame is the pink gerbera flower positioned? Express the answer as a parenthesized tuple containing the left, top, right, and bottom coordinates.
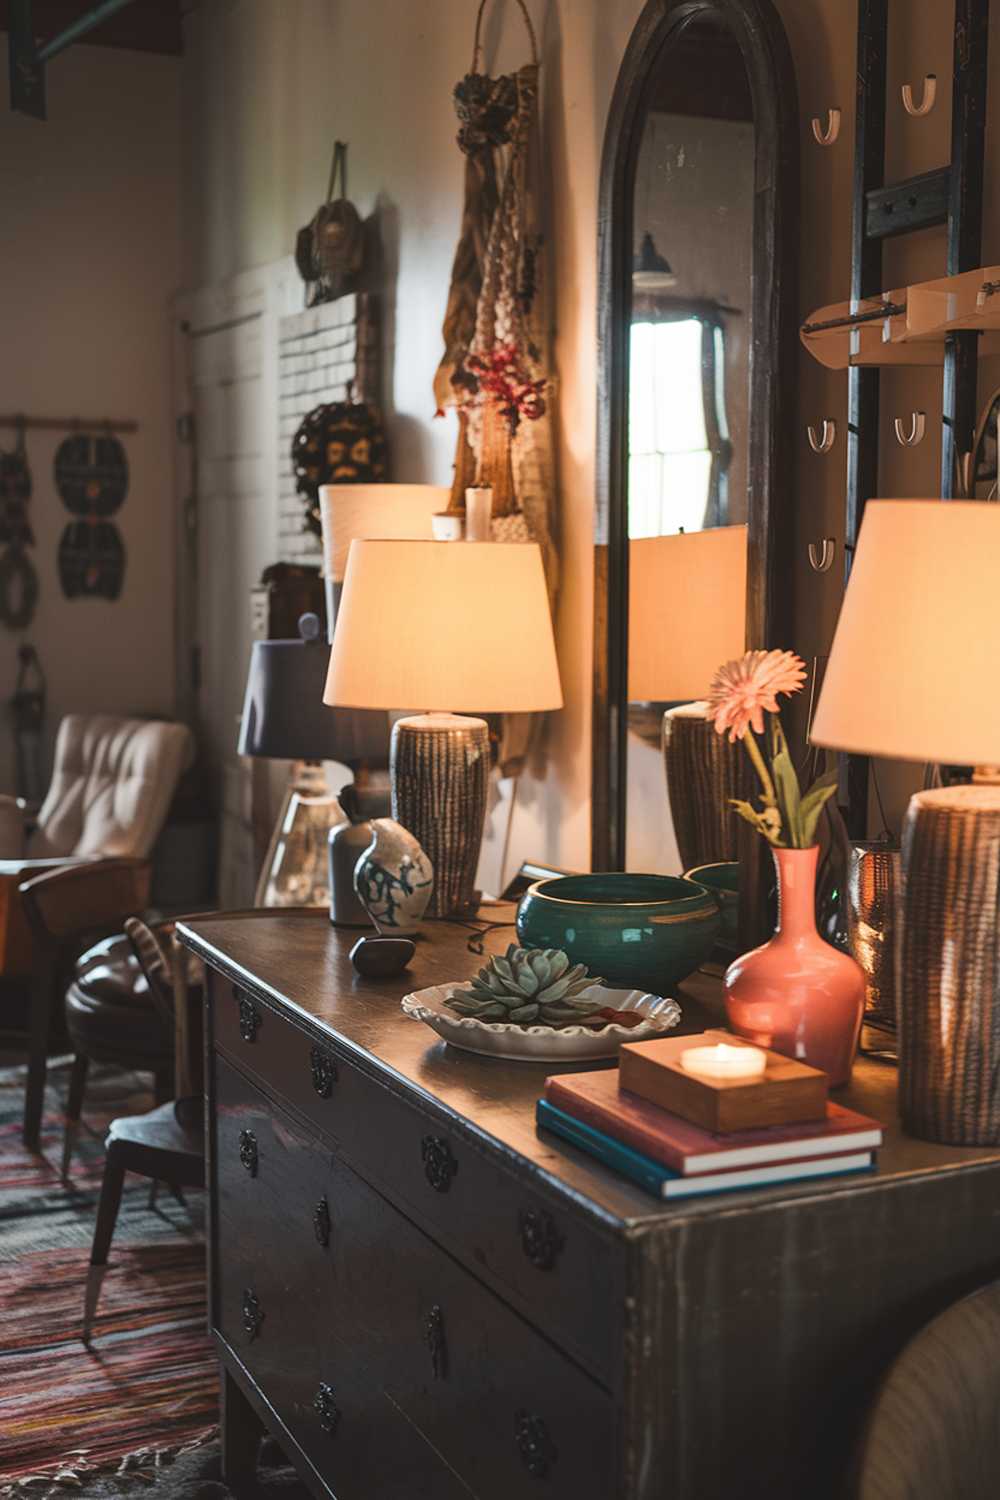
(706, 650, 807, 742)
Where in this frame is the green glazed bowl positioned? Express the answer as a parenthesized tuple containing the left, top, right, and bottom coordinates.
(515, 873, 721, 996)
(684, 862, 740, 952)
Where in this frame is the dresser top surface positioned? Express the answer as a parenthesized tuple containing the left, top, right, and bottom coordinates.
(180, 907, 1000, 1229)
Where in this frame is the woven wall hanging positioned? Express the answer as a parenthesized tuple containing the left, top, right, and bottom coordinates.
(295, 141, 365, 308)
(434, 1, 556, 564)
(291, 396, 388, 539)
(434, 0, 559, 773)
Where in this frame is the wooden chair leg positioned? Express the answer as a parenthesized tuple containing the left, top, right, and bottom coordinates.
(61, 1053, 89, 1183)
(22, 961, 56, 1150)
(82, 1148, 126, 1344)
(221, 1366, 264, 1496)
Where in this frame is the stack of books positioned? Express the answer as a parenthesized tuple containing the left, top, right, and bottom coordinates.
(537, 1043, 882, 1201)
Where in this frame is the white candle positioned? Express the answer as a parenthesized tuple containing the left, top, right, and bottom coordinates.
(679, 1042, 767, 1082)
(464, 486, 493, 542)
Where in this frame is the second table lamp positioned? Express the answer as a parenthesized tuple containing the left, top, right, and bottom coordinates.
(812, 500, 1000, 1143)
(324, 539, 563, 915)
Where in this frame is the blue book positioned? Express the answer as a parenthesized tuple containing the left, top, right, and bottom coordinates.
(536, 1099, 875, 1201)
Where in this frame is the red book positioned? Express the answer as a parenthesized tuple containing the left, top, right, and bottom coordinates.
(543, 1068, 882, 1176)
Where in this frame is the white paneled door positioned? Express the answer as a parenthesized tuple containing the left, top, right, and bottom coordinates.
(173, 261, 300, 905)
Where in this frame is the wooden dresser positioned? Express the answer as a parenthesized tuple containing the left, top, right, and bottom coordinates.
(179, 909, 1000, 1500)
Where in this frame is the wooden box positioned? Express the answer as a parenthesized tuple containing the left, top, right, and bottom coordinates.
(619, 1029, 828, 1134)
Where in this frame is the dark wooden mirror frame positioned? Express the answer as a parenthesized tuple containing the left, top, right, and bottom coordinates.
(592, 0, 799, 938)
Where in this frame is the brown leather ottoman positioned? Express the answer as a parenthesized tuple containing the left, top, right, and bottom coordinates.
(65, 933, 175, 1074)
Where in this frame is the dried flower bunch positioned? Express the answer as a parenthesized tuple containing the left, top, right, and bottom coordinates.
(461, 343, 547, 433)
(705, 649, 837, 849)
(446, 945, 604, 1027)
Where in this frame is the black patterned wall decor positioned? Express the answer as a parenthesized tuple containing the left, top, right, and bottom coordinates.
(53, 433, 128, 599)
(0, 421, 38, 629)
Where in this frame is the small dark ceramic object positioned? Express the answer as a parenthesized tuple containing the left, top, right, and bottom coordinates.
(350, 934, 416, 978)
(329, 818, 376, 926)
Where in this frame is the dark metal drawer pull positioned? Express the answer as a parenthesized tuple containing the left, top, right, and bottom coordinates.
(424, 1304, 447, 1380)
(313, 1196, 331, 1248)
(520, 1208, 564, 1271)
(235, 990, 261, 1043)
(310, 1045, 337, 1098)
(242, 1287, 263, 1341)
(239, 1128, 258, 1176)
(515, 1410, 556, 1478)
(314, 1382, 340, 1435)
(421, 1135, 457, 1192)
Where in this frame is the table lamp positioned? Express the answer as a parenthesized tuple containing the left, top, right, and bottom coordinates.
(811, 500, 1000, 1144)
(239, 613, 389, 907)
(628, 525, 751, 869)
(324, 540, 563, 915)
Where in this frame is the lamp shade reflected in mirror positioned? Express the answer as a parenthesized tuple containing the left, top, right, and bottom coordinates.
(628, 525, 748, 703)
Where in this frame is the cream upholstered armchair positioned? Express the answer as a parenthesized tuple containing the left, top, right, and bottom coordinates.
(0, 715, 195, 1147)
(0, 715, 192, 864)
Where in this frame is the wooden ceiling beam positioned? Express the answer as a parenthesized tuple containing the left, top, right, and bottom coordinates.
(0, 0, 183, 57)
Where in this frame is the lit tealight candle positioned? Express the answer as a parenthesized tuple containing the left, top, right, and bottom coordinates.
(679, 1042, 767, 1082)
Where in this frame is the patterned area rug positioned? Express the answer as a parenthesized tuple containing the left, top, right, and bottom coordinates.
(0, 1057, 216, 1494)
(0, 1058, 310, 1499)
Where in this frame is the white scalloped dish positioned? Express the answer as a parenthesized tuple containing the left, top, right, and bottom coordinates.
(401, 983, 682, 1061)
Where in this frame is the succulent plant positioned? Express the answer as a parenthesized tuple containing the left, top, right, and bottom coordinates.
(446, 945, 604, 1027)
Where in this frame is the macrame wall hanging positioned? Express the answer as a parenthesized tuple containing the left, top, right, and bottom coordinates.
(434, 0, 558, 600)
(54, 432, 127, 600)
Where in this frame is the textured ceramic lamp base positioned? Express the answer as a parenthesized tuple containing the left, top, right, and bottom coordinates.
(391, 713, 489, 917)
(900, 786, 1000, 1145)
(662, 704, 756, 870)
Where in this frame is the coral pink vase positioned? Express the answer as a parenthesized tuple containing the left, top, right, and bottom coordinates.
(724, 846, 864, 1087)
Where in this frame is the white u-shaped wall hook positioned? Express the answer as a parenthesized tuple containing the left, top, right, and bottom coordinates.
(893, 411, 926, 447)
(808, 539, 836, 573)
(807, 419, 837, 454)
(902, 74, 937, 117)
(811, 108, 841, 146)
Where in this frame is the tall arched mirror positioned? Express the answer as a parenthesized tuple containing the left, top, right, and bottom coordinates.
(593, 0, 798, 941)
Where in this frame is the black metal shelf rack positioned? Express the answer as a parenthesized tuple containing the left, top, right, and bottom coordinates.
(843, 0, 990, 837)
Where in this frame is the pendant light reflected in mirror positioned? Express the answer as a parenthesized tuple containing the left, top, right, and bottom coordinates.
(632, 230, 677, 291)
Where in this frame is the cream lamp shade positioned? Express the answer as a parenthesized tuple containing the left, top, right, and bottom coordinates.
(811, 500, 1000, 765)
(318, 484, 450, 582)
(324, 539, 563, 713)
(628, 524, 748, 701)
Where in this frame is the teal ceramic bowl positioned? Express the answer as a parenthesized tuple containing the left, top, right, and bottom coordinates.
(515, 873, 721, 996)
(684, 862, 740, 952)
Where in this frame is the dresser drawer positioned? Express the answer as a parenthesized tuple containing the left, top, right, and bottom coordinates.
(329, 1131, 617, 1500)
(212, 972, 622, 1386)
(214, 1055, 617, 1500)
(214, 1057, 484, 1500)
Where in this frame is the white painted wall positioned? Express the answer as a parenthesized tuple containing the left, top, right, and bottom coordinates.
(0, 41, 181, 792)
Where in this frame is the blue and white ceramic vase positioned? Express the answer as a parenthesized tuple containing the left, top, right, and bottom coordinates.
(354, 818, 434, 936)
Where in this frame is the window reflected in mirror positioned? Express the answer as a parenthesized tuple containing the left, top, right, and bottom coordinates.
(625, 17, 754, 874)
